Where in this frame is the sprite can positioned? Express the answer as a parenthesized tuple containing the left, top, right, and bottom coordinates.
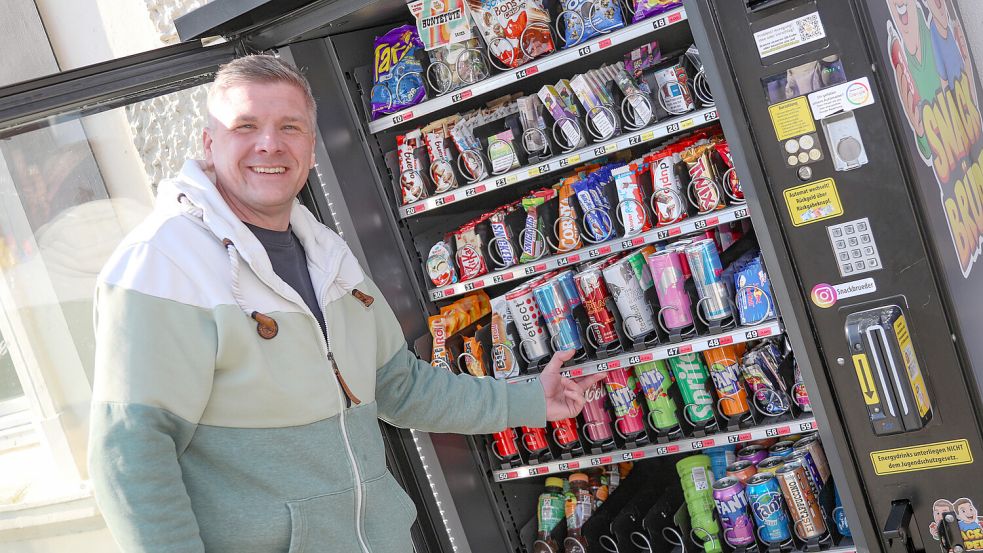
(668, 353, 715, 424)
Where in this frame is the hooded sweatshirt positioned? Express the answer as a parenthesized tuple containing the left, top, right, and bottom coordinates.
(88, 160, 547, 553)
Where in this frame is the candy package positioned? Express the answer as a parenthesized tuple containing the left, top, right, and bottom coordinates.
(427, 239, 458, 287)
(652, 58, 695, 116)
(612, 162, 651, 236)
(681, 142, 725, 213)
(555, 178, 583, 252)
(573, 172, 613, 242)
(440, 290, 492, 335)
(630, 0, 682, 23)
(645, 146, 687, 225)
(429, 315, 451, 369)
(455, 220, 490, 280)
(467, 0, 554, 69)
(397, 130, 427, 205)
(488, 129, 520, 174)
(519, 189, 556, 262)
(559, 0, 626, 47)
(423, 118, 459, 193)
(624, 41, 662, 78)
(372, 25, 427, 120)
(538, 85, 584, 148)
(488, 204, 519, 268)
(490, 294, 520, 379)
(461, 333, 488, 377)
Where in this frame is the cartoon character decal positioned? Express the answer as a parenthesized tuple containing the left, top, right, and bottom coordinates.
(929, 497, 983, 550)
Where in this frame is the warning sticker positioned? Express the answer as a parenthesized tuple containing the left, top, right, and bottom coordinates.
(871, 439, 974, 475)
(768, 97, 816, 141)
(808, 77, 877, 120)
(783, 178, 843, 226)
(752, 11, 827, 59)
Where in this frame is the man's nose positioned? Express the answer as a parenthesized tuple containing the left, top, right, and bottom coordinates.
(254, 130, 283, 152)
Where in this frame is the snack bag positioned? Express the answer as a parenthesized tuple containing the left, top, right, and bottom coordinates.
(560, 0, 625, 47)
(372, 25, 427, 120)
(455, 220, 490, 280)
(441, 290, 493, 335)
(468, 0, 555, 69)
(556, 178, 583, 252)
(427, 239, 458, 286)
(429, 315, 452, 369)
(397, 130, 427, 205)
(461, 333, 488, 377)
(631, 0, 682, 23)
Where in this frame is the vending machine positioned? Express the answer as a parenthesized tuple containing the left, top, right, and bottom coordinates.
(1, 0, 981, 552)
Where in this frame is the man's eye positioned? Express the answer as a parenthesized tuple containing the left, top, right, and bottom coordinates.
(237, 124, 255, 130)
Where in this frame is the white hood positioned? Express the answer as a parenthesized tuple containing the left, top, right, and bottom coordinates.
(156, 160, 364, 306)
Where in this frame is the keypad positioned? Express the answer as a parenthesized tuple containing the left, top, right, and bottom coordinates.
(827, 217, 883, 277)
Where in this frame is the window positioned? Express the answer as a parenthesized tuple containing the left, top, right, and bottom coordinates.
(0, 84, 209, 507)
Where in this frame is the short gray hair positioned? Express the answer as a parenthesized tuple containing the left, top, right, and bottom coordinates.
(208, 54, 317, 126)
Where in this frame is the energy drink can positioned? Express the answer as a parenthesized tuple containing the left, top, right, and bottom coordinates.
(703, 346, 750, 418)
(757, 456, 786, 475)
(574, 266, 620, 348)
(553, 270, 582, 310)
(726, 460, 758, 485)
(769, 441, 796, 458)
(604, 368, 647, 440)
(550, 417, 581, 450)
(746, 472, 793, 544)
(737, 445, 768, 465)
(520, 426, 550, 456)
(776, 463, 827, 540)
(533, 279, 583, 352)
(647, 249, 695, 332)
(491, 428, 520, 461)
(667, 354, 715, 424)
(602, 256, 657, 339)
(633, 361, 680, 431)
(792, 361, 813, 413)
(685, 239, 733, 323)
(506, 284, 551, 363)
(712, 477, 756, 547)
(627, 250, 654, 291)
(793, 436, 831, 486)
(581, 382, 615, 445)
(833, 487, 851, 537)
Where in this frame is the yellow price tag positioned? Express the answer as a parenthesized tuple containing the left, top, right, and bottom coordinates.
(681, 118, 695, 129)
(568, 155, 581, 164)
(641, 131, 655, 141)
(506, 175, 519, 184)
(605, 143, 617, 154)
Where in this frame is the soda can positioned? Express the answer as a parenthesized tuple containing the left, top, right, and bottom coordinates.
(757, 456, 786, 475)
(553, 270, 582, 310)
(574, 267, 620, 348)
(647, 249, 695, 333)
(604, 368, 647, 440)
(726, 460, 758, 485)
(712, 477, 756, 547)
(550, 417, 581, 450)
(833, 486, 851, 537)
(491, 428, 519, 461)
(667, 354, 715, 424)
(532, 279, 583, 352)
(750, 437, 778, 449)
(633, 361, 680, 431)
(737, 445, 768, 465)
(793, 436, 831, 486)
(684, 239, 734, 323)
(788, 450, 822, 495)
(703, 346, 750, 418)
(746, 472, 793, 544)
(776, 463, 827, 540)
(581, 382, 615, 445)
(602, 257, 657, 339)
(669, 238, 694, 279)
(769, 441, 796, 458)
(506, 284, 551, 363)
(627, 250, 654, 291)
(520, 426, 550, 456)
(707, 445, 737, 481)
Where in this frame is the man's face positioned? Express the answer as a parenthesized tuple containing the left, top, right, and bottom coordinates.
(889, 0, 921, 57)
(958, 502, 977, 523)
(204, 82, 315, 226)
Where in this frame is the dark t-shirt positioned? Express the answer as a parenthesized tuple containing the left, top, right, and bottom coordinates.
(245, 222, 327, 338)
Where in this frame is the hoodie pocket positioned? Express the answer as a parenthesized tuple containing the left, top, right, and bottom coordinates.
(363, 473, 417, 553)
(286, 489, 358, 553)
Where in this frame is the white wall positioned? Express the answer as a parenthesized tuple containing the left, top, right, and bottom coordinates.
(956, 0, 983, 69)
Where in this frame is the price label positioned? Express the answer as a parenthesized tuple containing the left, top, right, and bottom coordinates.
(515, 66, 539, 79)
(567, 255, 581, 263)
(681, 118, 695, 129)
(758, 327, 773, 337)
(608, 360, 621, 369)
(598, 38, 612, 49)
(569, 369, 583, 377)
(623, 450, 644, 460)
(668, 11, 683, 23)
(735, 208, 749, 218)
(443, 288, 457, 298)
(392, 111, 413, 125)
(529, 466, 548, 476)
(800, 421, 817, 432)
(666, 122, 680, 133)
(680, 345, 693, 354)
(641, 131, 655, 141)
(706, 217, 719, 226)
(597, 246, 612, 255)
(451, 89, 473, 102)
(630, 353, 657, 364)
(705, 110, 719, 122)
(568, 155, 581, 164)
(535, 264, 548, 271)
(467, 185, 486, 196)
(777, 426, 791, 435)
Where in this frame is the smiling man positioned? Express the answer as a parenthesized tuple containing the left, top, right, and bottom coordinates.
(88, 55, 602, 553)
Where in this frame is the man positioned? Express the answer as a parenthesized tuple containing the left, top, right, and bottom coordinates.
(88, 55, 603, 553)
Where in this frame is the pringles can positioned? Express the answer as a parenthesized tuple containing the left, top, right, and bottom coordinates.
(668, 354, 716, 425)
(776, 463, 827, 541)
(703, 345, 750, 418)
(604, 368, 647, 441)
(746, 473, 793, 545)
(532, 278, 583, 352)
(648, 249, 695, 333)
(506, 284, 551, 364)
(632, 361, 680, 432)
(574, 266, 620, 348)
(581, 382, 615, 446)
(602, 256, 657, 340)
(491, 428, 520, 462)
(685, 239, 734, 323)
(712, 477, 756, 547)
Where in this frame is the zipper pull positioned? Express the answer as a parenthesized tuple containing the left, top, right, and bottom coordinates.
(329, 352, 361, 405)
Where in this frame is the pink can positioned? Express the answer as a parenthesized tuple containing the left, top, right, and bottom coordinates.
(581, 382, 615, 445)
(647, 250, 695, 332)
(603, 368, 647, 440)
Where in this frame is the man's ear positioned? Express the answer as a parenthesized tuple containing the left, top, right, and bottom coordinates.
(309, 136, 316, 169)
(203, 126, 214, 169)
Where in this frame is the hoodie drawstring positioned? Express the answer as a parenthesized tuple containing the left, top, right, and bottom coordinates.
(178, 193, 279, 339)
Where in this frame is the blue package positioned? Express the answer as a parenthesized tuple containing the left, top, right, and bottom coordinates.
(561, 0, 626, 47)
(734, 255, 776, 325)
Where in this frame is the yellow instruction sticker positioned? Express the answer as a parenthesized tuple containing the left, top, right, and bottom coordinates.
(768, 97, 816, 140)
(783, 178, 843, 226)
(892, 315, 932, 418)
(871, 440, 973, 475)
(852, 354, 879, 405)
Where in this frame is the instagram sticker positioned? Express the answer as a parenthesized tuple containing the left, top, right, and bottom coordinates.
(811, 283, 838, 308)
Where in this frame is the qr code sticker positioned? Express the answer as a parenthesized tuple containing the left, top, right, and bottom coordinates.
(796, 13, 825, 42)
